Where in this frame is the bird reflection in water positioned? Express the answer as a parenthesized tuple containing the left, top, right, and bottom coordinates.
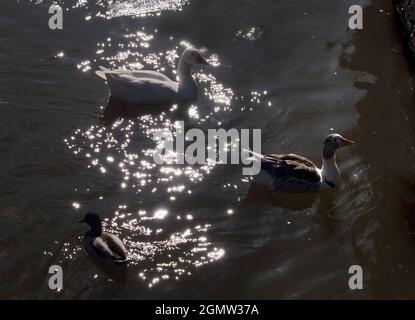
(243, 181, 339, 236)
(87, 254, 128, 285)
(243, 182, 319, 210)
(101, 97, 191, 126)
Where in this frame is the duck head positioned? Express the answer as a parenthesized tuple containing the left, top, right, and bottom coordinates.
(323, 133, 355, 159)
(180, 48, 209, 66)
(79, 212, 102, 236)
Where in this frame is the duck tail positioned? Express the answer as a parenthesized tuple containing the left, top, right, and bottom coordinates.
(95, 66, 110, 80)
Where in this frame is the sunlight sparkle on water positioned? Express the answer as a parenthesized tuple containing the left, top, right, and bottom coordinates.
(59, 22, 239, 288)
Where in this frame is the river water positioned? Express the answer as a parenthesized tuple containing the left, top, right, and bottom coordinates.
(1, 0, 415, 299)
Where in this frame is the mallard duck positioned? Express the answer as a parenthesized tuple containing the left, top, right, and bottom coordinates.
(79, 212, 128, 265)
(95, 48, 208, 105)
(248, 133, 355, 192)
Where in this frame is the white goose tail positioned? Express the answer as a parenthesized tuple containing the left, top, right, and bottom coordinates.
(95, 66, 110, 80)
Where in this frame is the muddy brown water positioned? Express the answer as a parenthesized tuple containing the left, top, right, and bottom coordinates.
(1, 0, 415, 299)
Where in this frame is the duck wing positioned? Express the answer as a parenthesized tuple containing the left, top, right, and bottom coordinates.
(96, 67, 173, 83)
(101, 232, 127, 261)
(128, 70, 173, 82)
(261, 153, 321, 192)
(88, 236, 115, 260)
(106, 74, 179, 105)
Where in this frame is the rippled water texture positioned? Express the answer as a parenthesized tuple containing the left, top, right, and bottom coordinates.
(37, 0, 190, 18)
(2, 0, 415, 299)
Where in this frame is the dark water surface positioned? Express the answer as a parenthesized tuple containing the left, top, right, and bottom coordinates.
(1, 0, 415, 299)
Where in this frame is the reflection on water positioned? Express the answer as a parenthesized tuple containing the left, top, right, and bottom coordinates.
(103, 0, 189, 18)
(46, 206, 223, 287)
(32, 0, 189, 19)
(64, 108, 227, 285)
(235, 27, 264, 42)
(69, 29, 235, 117)
(60, 20, 242, 286)
(5, 0, 415, 299)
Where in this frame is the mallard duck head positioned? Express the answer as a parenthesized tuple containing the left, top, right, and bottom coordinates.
(79, 212, 102, 236)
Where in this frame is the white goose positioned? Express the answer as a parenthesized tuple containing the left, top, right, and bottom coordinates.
(95, 48, 208, 105)
(248, 133, 355, 193)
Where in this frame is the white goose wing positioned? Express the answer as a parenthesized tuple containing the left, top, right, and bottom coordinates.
(261, 153, 322, 192)
(96, 66, 173, 82)
(106, 73, 179, 105)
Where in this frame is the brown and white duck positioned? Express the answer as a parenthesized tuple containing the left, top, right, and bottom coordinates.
(79, 212, 128, 265)
(248, 133, 355, 193)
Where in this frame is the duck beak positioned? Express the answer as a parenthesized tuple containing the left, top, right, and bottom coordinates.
(197, 54, 209, 65)
(78, 218, 85, 223)
(340, 137, 355, 147)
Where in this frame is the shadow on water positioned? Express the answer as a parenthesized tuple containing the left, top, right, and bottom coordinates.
(243, 182, 338, 230)
(341, 0, 415, 298)
(243, 182, 319, 211)
(102, 97, 191, 126)
(85, 256, 128, 285)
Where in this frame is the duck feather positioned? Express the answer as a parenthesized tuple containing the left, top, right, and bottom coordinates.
(261, 153, 322, 192)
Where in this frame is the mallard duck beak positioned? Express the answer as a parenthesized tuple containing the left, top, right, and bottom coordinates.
(78, 218, 85, 223)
